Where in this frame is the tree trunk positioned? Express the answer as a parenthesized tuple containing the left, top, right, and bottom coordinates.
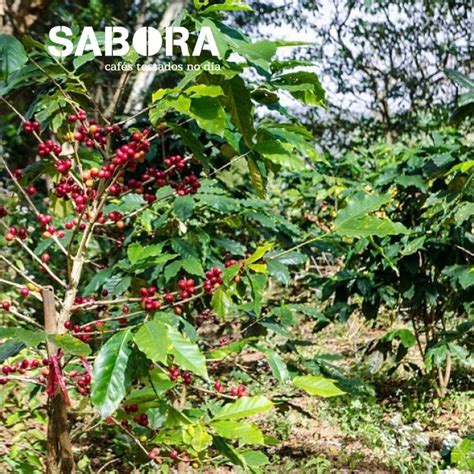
(1, 0, 50, 35)
(43, 287, 76, 474)
(123, 0, 188, 115)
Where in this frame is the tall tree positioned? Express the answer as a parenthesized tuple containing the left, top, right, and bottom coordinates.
(235, 0, 472, 146)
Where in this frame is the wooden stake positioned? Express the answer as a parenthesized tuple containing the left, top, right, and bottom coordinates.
(43, 286, 76, 474)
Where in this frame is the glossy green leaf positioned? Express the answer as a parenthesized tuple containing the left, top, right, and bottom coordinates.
(49, 334, 91, 356)
(0, 327, 44, 347)
(211, 420, 264, 444)
(0, 35, 28, 78)
(213, 395, 273, 421)
(242, 450, 270, 467)
(211, 287, 232, 319)
(220, 76, 255, 147)
(173, 195, 194, 220)
(293, 375, 345, 397)
(167, 326, 208, 378)
(245, 243, 274, 265)
(91, 330, 133, 417)
(265, 351, 290, 383)
(134, 320, 170, 364)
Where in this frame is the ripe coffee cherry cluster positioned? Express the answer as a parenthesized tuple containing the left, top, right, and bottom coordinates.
(55, 158, 72, 174)
(0, 358, 40, 384)
(125, 167, 168, 203)
(68, 109, 87, 122)
(113, 130, 151, 165)
(36, 213, 52, 227)
(229, 384, 247, 397)
(37, 140, 62, 157)
(148, 447, 161, 462)
(197, 308, 216, 324)
(133, 413, 149, 427)
(164, 155, 187, 173)
(163, 154, 201, 196)
(168, 367, 193, 385)
(34, 213, 65, 239)
(73, 118, 109, 148)
(5, 226, 28, 241)
(177, 278, 196, 300)
(218, 335, 233, 347)
(203, 267, 223, 293)
(139, 286, 161, 312)
(172, 174, 200, 196)
(69, 369, 91, 395)
(124, 403, 139, 413)
(55, 176, 76, 199)
(107, 211, 125, 229)
(0, 207, 8, 218)
(23, 120, 40, 134)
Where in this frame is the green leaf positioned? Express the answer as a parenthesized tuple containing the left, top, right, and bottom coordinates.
(293, 375, 345, 397)
(396, 174, 427, 191)
(204, 0, 253, 13)
(167, 326, 208, 378)
(451, 438, 474, 469)
(454, 202, 474, 224)
(247, 157, 265, 197)
(245, 243, 274, 265)
(336, 215, 409, 237)
(272, 71, 325, 107)
(166, 123, 206, 163)
(164, 260, 185, 281)
(220, 76, 255, 147)
(213, 436, 246, 467)
(127, 243, 164, 264)
(254, 137, 305, 170)
(0, 327, 44, 347)
(401, 236, 426, 256)
(211, 287, 232, 319)
(335, 193, 408, 237)
(443, 265, 474, 289)
(134, 320, 171, 364)
(208, 337, 257, 360)
(0, 35, 28, 79)
(189, 96, 226, 136)
(268, 260, 290, 285)
(213, 395, 273, 421)
(223, 264, 240, 286)
(237, 39, 276, 72)
(445, 69, 474, 90)
(49, 334, 91, 356)
(242, 450, 270, 467)
(335, 193, 391, 227)
(185, 424, 213, 452)
(382, 329, 416, 348)
(82, 268, 114, 295)
(265, 351, 290, 383)
(181, 258, 205, 277)
(91, 330, 133, 417)
(0, 339, 25, 364)
(185, 84, 223, 97)
(211, 421, 264, 444)
(73, 51, 95, 70)
(173, 195, 195, 220)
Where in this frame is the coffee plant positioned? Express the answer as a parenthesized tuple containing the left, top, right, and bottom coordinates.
(0, 3, 358, 471)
